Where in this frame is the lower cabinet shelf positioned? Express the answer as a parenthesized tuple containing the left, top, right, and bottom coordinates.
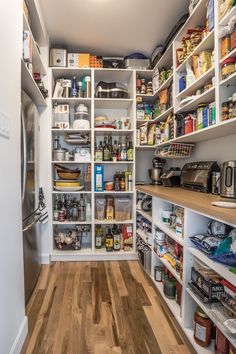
(151, 277, 215, 354)
(152, 277, 182, 324)
(51, 250, 138, 261)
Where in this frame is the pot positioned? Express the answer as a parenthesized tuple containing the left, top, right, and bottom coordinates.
(53, 148, 68, 161)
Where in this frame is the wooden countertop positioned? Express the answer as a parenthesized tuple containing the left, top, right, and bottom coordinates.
(136, 185, 236, 226)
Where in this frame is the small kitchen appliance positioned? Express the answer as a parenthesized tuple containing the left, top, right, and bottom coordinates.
(95, 81, 129, 98)
(220, 161, 236, 199)
(161, 168, 181, 187)
(181, 161, 220, 193)
(73, 104, 90, 129)
(148, 157, 165, 185)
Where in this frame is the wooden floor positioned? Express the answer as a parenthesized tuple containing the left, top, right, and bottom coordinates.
(21, 261, 195, 354)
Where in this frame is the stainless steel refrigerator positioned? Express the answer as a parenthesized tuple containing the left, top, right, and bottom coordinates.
(21, 90, 41, 304)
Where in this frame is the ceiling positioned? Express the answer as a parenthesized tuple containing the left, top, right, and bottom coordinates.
(40, 0, 189, 57)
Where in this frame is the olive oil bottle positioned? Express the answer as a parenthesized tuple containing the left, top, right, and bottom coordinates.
(105, 228, 114, 252)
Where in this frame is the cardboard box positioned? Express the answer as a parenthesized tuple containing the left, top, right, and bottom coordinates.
(78, 53, 90, 68)
(123, 224, 133, 251)
(90, 55, 103, 68)
(94, 165, 104, 192)
(23, 30, 32, 63)
(68, 53, 79, 67)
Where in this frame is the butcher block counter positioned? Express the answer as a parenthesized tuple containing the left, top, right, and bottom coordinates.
(136, 185, 236, 226)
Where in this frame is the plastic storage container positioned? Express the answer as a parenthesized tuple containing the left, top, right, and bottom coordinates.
(95, 198, 106, 220)
(115, 198, 132, 221)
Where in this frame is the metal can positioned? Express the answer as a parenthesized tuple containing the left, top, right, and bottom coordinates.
(154, 266, 163, 282)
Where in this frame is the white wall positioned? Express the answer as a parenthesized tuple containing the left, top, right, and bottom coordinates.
(0, 0, 27, 353)
(168, 133, 236, 170)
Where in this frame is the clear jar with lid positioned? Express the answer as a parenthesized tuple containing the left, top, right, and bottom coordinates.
(221, 58, 236, 80)
(228, 96, 234, 119)
(233, 92, 236, 118)
(222, 101, 229, 121)
(194, 307, 212, 347)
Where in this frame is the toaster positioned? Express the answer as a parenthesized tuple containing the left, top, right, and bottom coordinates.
(181, 161, 220, 193)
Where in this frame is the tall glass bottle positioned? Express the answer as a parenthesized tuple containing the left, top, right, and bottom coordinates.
(71, 76, 78, 97)
(78, 194, 86, 221)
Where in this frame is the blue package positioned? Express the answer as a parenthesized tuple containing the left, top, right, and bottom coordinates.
(94, 165, 104, 192)
(179, 75, 186, 93)
(202, 107, 209, 128)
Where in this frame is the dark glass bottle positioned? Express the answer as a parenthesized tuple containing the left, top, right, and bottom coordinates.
(106, 228, 114, 252)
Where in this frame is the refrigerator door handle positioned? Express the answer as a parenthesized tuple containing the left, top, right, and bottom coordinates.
(23, 207, 40, 223)
(23, 213, 41, 232)
(21, 107, 27, 202)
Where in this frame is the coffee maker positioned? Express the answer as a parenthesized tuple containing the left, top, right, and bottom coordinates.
(148, 158, 165, 185)
(220, 161, 236, 199)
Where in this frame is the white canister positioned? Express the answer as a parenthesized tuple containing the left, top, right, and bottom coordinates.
(155, 229, 165, 241)
(161, 210, 172, 225)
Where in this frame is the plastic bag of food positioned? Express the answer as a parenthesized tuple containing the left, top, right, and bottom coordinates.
(140, 122, 148, 145)
(147, 123, 156, 145)
(158, 88, 168, 105)
(199, 51, 212, 76)
(152, 68, 160, 94)
(190, 234, 221, 254)
(186, 61, 195, 86)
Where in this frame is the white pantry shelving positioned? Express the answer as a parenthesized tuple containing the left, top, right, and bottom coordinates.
(50, 66, 137, 259)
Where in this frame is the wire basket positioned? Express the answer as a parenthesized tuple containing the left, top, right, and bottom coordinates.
(155, 143, 194, 159)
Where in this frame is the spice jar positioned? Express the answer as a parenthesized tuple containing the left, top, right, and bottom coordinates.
(136, 74, 142, 94)
(222, 101, 229, 121)
(194, 307, 211, 347)
(215, 327, 229, 354)
(221, 58, 236, 80)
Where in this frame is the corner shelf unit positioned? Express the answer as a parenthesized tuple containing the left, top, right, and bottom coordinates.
(137, 185, 236, 354)
(134, 0, 236, 152)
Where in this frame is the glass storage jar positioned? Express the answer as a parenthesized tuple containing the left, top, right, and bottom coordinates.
(194, 307, 211, 347)
(221, 58, 236, 80)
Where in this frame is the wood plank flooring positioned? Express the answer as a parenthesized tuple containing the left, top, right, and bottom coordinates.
(21, 261, 196, 354)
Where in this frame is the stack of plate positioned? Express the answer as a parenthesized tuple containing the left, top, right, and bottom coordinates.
(54, 180, 84, 191)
